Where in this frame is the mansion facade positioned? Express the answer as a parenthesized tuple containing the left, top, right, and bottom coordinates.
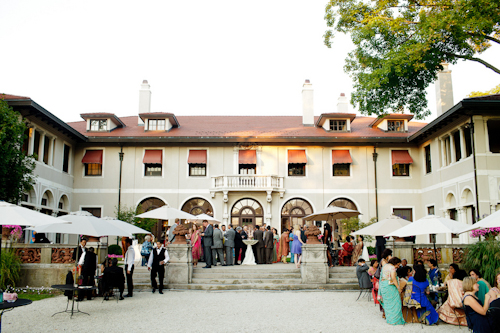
(4, 74, 500, 245)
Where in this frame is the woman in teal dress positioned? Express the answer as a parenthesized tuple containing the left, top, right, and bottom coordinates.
(469, 269, 491, 304)
(379, 257, 405, 325)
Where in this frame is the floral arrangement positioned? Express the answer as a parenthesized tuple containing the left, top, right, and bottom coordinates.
(369, 254, 377, 259)
(3, 225, 22, 240)
(107, 254, 123, 259)
(469, 227, 500, 238)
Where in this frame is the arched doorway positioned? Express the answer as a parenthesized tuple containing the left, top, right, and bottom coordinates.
(137, 197, 166, 240)
(328, 198, 358, 239)
(231, 198, 263, 227)
(181, 198, 214, 216)
(281, 198, 313, 231)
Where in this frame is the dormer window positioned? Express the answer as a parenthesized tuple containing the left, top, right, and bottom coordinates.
(330, 120, 347, 131)
(90, 119, 107, 131)
(148, 119, 166, 131)
(387, 120, 404, 132)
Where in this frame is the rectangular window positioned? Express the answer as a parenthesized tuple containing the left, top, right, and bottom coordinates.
(148, 119, 166, 131)
(424, 145, 432, 174)
(449, 209, 459, 238)
(387, 121, 404, 132)
(329, 120, 346, 131)
(33, 130, 41, 159)
(239, 164, 256, 174)
(487, 120, 500, 153)
(43, 136, 50, 164)
(333, 163, 350, 176)
(145, 164, 162, 176)
(393, 208, 413, 221)
(189, 164, 206, 176)
(464, 126, 473, 157)
(393, 163, 410, 176)
(82, 207, 102, 218)
(453, 131, 461, 161)
(22, 128, 30, 155)
(427, 206, 435, 215)
(85, 163, 102, 176)
(63, 144, 70, 173)
(288, 163, 305, 176)
(90, 119, 107, 131)
(41, 198, 48, 206)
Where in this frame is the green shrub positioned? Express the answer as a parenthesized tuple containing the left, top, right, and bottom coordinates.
(464, 240, 500, 286)
(367, 246, 376, 255)
(0, 249, 21, 289)
(108, 244, 122, 255)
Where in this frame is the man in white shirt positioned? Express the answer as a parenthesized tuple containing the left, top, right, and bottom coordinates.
(124, 238, 135, 297)
(168, 219, 180, 244)
(148, 241, 169, 294)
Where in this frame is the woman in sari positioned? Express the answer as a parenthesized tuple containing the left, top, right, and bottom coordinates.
(437, 275, 467, 326)
(278, 229, 289, 263)
(338, 236, 354, 266)
(272, 228, 279, 263)
(379, 257, 405, 325)
(289, 227, 294, 263)
(398, 265, 419, 323)
(352, 235, 369, 264)
(409, 264, 439, 325)
(190, 224, 202, 267)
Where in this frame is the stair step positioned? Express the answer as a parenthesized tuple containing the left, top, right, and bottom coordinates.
(191, 278, 302, 284)
(328, 278, 358, 284)
(166, 283, 359, 291)
(192, 273, 301, 279)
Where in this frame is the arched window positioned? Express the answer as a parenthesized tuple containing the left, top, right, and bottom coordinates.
(231, 198, 263, 227)
(328, 198, 358, 237)
(137, 197, 166, 240)
(181, 198, 213, 216)
(281, 198, 313, 231)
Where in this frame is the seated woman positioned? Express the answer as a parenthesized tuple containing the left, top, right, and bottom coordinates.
(469, 269, 491, 305)
(462, 276, 493, 333)
(398, 266, 419, 323)
(338, 236, 354, 266)
(408, 264, 439, 325)
(437, 273, 467, 326)
(379, 257, 405, 325)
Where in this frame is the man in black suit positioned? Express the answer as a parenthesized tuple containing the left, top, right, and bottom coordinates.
(148, 240, 169, 294)
(264, 226, 274, 264)
(375, 236, 386, 262)
(201, 220, 213, 268)
(254, 225, 265, 264)
(234, 227, 244, 265)
(78, 246, 97, 301)
(72, 238, 87, 263)
(103, 258, 125, 300)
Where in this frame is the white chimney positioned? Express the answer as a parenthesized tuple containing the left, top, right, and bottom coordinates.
(302, 79, 314, 126)
(435, 64, 454, 116)
(337, 93, 348, 113)
(138, 80, 151, 125)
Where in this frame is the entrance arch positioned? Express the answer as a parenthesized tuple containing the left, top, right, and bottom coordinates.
(181, 198, 214, 216)
(281, 198, 313, 231)
(137, 197, 166, 240)
(328, 197, 358, 238)
(231, 198, 264, 227)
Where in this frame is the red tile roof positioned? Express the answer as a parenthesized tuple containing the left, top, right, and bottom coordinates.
(67, 115, 427, 140)
(1, 93, 30, 100)
(369, 114, 414, 127)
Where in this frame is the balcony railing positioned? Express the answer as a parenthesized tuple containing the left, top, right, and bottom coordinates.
(211, 175, 284, 191)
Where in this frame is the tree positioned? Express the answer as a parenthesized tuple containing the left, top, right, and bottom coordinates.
(0, 99, 36, 203)
(324, 0, 500, 119)
(468, 83, 500, 97)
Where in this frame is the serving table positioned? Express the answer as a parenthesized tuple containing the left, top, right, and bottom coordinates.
(241, 240, 259, 265)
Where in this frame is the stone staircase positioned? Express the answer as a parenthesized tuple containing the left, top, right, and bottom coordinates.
(131, 263, 359, 291)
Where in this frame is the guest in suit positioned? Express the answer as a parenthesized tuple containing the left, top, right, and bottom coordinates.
(375, 236, 386, 262)
(254, 225, 265, 264)
(148, 240, 169, 294)
(124, 238, 135, 297)
(211, 224, 224, 266)
(201, 220, 213, 268)
(300, 225, 307, 243)
(78, 246, 97, 301)
(103, 258, 125, 300)
(168, 218, 180, 244)
(241, 226, 248, 263)
(356, 258, 373, 289)
(264, 226, 274, 264)
(72, 238, 87, 264)
(225, 224, 236, 266)
(234, 226, 244, 265)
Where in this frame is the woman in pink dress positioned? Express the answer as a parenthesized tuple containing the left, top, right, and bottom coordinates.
(191, 224, 202, 267)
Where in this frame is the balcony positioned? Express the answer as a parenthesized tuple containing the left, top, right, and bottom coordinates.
(211, 175, 284, 193)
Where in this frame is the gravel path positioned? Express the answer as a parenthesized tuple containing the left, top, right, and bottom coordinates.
(3, 291, 460, 333)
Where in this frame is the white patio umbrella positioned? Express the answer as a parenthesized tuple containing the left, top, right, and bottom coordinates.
(135, 205, 197, 226)
(303, 207, 361, 221)
(101, 217, 150, 235)
(0, 201, 68, 227)
(459, 210, 500, 233)
(192, 213, 220, 223)
(351, 215, 411, 237)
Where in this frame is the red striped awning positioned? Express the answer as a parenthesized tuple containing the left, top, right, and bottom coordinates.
(239, 150, 256, 164)
(81, 150, 103, 164)
(392, 150, 413, 165)
(188, 150, 207, 164)
(288, 150, 307, 164)
(143, 150, 162, 164)
(332, 150, 352, 164)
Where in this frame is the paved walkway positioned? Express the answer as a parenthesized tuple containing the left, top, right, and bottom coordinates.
(4, 291, 460, 333)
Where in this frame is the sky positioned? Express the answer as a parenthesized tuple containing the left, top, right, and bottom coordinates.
(1, 0, 499, 123)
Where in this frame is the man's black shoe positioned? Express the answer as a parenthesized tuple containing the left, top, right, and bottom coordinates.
(152, 288, 156, 293)
(124, 294, 133, 298)
(202, 266, 211, 269)
(159, 290, 163, 294)
(119, 296, 124, 300)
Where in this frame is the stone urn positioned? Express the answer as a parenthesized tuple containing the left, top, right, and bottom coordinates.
(305, 225, 322, 244)
(172, 225, 189, 244)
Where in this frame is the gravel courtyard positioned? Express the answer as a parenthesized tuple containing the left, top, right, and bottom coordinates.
(3, 290, 460, 333)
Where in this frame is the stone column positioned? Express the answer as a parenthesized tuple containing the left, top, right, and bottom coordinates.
(38, 132, 45, 162)
(457, 207, 469, 244)
(440, 138, 446, 167)
(449, 134, 456, 163)
(166, 244, 192, 285)
(300, 244, 328, 284)
(28, 127, 35, 156)
(459, 128, 467, 160)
